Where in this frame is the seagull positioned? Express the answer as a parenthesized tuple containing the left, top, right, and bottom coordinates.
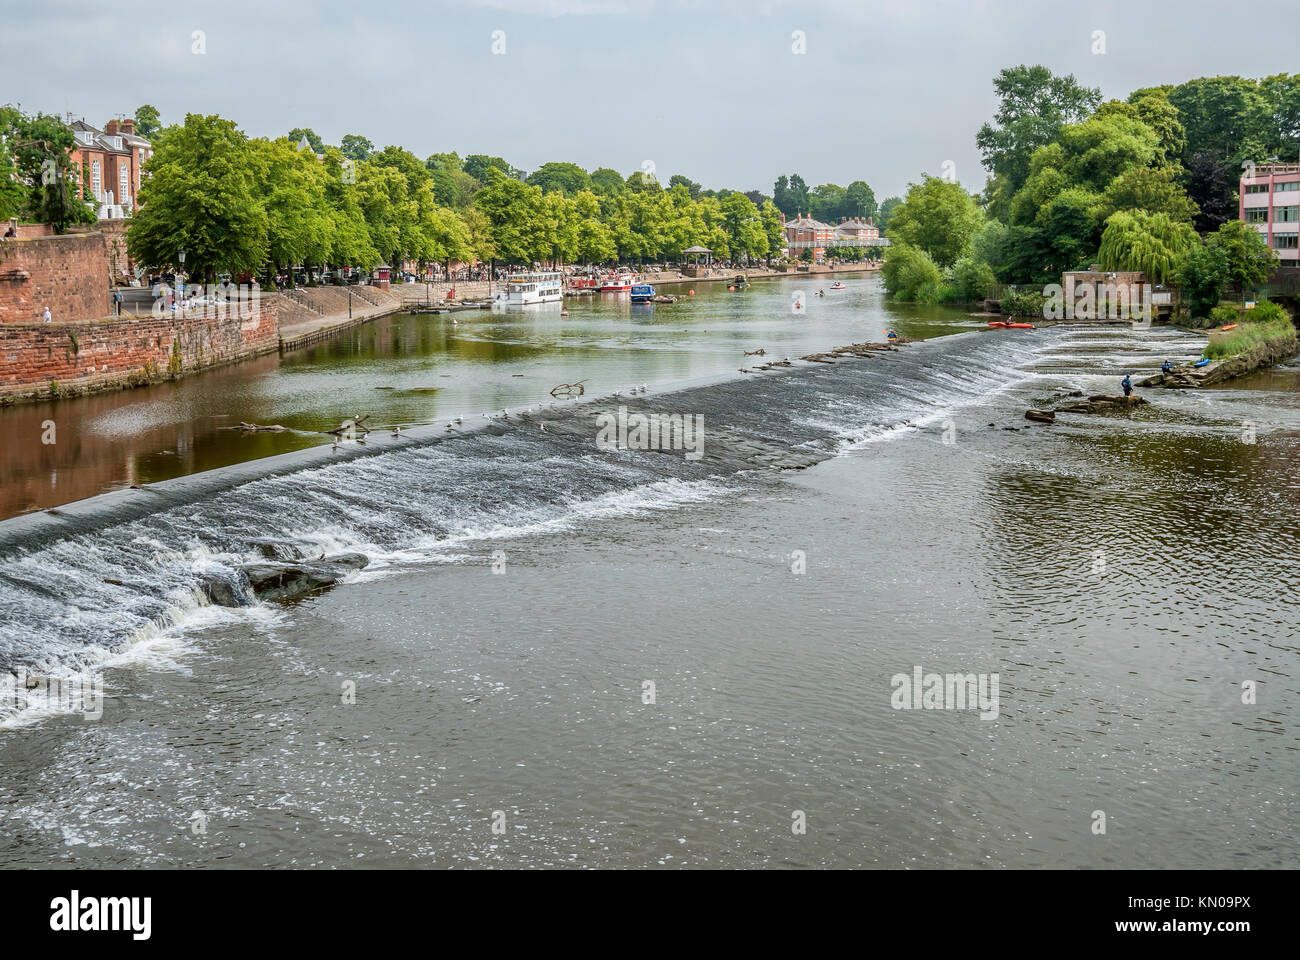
(540, 423, 547, 432)
(392, 426, 402, 437)
(454, 417, 462, 424)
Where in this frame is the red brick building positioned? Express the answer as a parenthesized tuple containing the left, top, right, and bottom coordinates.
(783, 215, 836, 261)
(69, 118, 152, 220)
(834, 216, 880, 244)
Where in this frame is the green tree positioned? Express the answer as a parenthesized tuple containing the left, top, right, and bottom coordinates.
(526, 162, 592, 196)
(668, 174, 701, 200)
(976, 65, 1102, 215)
(1205, 219, 1275, 298)
(759, 200, 785, 264)
(773, 173, 810, 218)
(1099, 165, 1199, 224)
(1097, 209, 1198, 283)
(0, 107, 95, 233)
(886, 175, 982, 267)
(288, 127, 325, 153)
(127, 114, 269, 281)
(473, 167, 550, 263)
(248, 137, 334, 277)
(339, 134, 373, 162)
(463, 154, 523, 183)
(952, 257, 995, 301)
(1185, 150, 1237, 234)
(876, 196, 902, 232)
(1178, 242, 1230, 317)
(844, 181, 877, 219)
(134, 104, 162, 138)
(881, 243, 941, 299)
(719, 192, 767, 262)
(590, 167, 625, 196)
(809, 183, 846, 222)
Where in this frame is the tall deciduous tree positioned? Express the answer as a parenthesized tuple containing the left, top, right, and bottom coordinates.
(134, 104, 162, 138)
(127, 114, 269, 282)
(976, 65, 1101, 214)
(886, 176, 982, 268)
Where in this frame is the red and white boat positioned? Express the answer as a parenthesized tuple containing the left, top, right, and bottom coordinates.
(599, 272, 639, 293)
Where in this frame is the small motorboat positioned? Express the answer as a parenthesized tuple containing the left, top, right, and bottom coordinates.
(1006, 322, 1035, 329)
(630, 283, 655, 303)
(987, 321, 1008, 328)
(829, 281, 846, 290)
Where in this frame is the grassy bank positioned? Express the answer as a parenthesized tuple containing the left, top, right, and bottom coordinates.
(1204, 317, 1297, 360)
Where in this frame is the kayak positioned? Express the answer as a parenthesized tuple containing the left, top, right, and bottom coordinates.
(1194, 358, 1212, 367)
(1220, 323, 1239, 331)
(987, 321, 1008, 328)
(1007, 322, 1035, 329)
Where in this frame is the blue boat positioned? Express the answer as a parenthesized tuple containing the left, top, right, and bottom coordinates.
(630, 283, 655, 303)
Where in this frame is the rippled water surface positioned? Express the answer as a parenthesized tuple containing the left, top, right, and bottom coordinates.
(0, 277, 1295, 868)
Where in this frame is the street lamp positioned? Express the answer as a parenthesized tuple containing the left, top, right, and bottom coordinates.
(177, 249, 186, 303)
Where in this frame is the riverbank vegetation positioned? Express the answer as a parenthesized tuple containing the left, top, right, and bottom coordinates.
(880, 67, 1297, 317)
(113, 110, 898, 285)
(1203, 313, 1297, 360)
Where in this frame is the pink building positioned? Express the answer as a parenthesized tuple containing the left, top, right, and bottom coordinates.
(1239, 162, 1299, 268)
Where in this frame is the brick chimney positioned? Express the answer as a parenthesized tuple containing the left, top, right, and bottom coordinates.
(120, 118, 135, 135)
(106, 119, 119, 136)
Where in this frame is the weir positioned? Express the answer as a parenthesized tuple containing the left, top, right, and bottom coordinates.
(0, 328, 1042, 682)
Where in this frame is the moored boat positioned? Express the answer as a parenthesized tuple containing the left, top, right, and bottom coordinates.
(599, 272, 638, 292)
(495, 271, 563, 305)
(630, 283, 655, 303)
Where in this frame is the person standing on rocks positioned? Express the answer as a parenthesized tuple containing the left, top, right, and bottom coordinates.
(1121, 374, 1133, 398)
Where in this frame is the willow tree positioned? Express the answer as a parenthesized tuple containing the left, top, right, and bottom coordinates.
(1097, 210, 1198, 284)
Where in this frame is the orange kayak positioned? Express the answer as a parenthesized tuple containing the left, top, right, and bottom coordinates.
(987, 321, 1008, 328)
(1221, 323, 1239, 331)
(1007, 322, 1035, 329)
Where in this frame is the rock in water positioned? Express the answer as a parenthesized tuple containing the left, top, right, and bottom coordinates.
(240, 553, 370, 602)
(1025, 409, 1056, 424)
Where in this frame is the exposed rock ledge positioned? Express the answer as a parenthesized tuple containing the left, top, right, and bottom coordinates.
(1140, 328, 1298, 388)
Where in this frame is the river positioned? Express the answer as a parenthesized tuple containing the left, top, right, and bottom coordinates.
(0, 274, 1295, 868)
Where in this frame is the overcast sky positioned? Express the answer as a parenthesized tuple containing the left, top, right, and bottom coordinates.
(3, 0, 1293, 201)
